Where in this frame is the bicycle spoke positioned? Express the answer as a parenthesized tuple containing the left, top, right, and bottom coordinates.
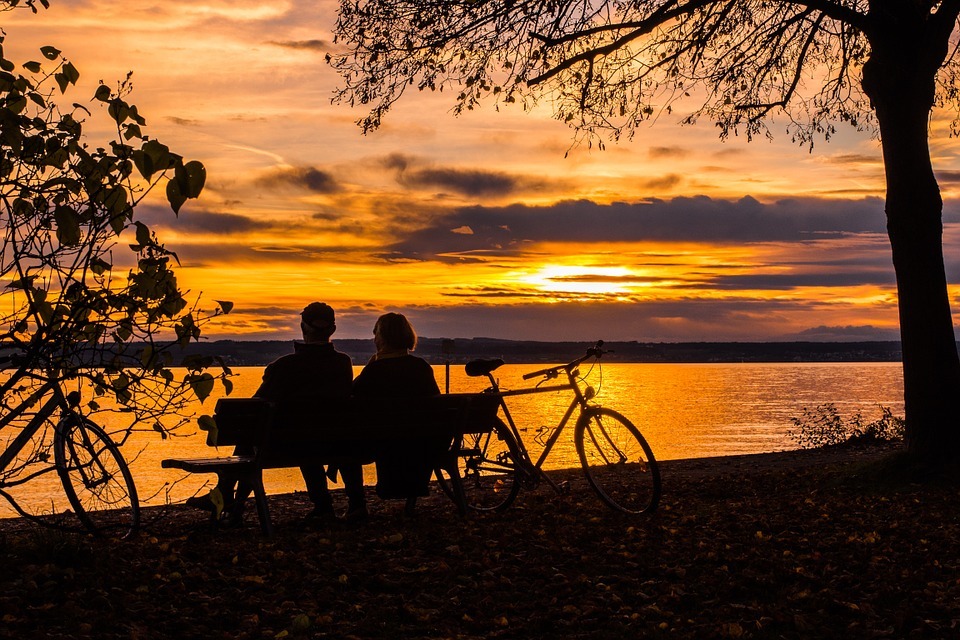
(436, 425, 521, 512)
(55, 415, 139, 537)
(575, 408, 660, 514)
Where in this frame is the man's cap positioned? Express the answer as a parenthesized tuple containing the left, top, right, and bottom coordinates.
(301, 302, 335, 328)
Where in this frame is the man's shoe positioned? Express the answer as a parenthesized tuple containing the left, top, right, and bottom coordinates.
(305, 506, 337, 524)
(185, 495, 216, 512)
(342, 505, 369, 523)
(186, 489, 232, 516)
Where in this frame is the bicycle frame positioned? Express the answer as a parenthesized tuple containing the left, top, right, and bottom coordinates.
(0, 381, 66, 485)
(480, 354, 597, 493)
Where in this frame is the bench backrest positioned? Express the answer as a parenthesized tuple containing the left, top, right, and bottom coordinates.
(209, 393, 502, 450)
(206, 397, 275, 448)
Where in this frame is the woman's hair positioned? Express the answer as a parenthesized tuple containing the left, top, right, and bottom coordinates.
(374, 312, 417, 351)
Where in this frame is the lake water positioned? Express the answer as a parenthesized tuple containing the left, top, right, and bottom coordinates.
(1, 362, 904, 517)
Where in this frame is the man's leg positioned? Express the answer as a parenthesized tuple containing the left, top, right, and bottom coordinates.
(301, 464, 335, 515)
(339, 462, 366, 512)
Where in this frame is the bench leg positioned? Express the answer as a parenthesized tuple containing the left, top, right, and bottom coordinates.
(437, 463, 468, 517)
(249, 471, 273, 536)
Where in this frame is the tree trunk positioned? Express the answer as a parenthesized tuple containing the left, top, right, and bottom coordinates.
(862, 22, 960, 467)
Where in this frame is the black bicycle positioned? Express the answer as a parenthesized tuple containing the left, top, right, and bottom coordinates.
(0, 358, 139, 537)
(442, 341, 661, 514)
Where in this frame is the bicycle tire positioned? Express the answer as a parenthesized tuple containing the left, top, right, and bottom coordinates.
(437, 419, 522, 512)
(574, 407, 661, 514)
(55, 414, 140, 537)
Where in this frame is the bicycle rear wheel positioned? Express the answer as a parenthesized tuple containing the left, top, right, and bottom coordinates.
(55, 414, 140, 537)
(438, 419, 521, 512)
(574, 407, 660, 514)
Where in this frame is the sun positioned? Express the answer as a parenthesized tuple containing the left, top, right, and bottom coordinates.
(523, 265, 636, 296)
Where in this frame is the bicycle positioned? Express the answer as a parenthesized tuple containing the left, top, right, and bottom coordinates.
(0, 357, 139, 537)
(440, 341, 661, 514)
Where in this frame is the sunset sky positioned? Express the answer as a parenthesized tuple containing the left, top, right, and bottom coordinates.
(4, 1, 960, 343)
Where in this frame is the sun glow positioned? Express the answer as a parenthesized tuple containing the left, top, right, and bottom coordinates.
(524, 265, 638, 296)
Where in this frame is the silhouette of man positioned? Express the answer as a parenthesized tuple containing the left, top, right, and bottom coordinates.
(253, 302, 364, 520)
(189, 302, 364, 521)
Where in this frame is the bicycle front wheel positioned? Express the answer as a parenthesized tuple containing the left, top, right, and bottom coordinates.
(440, 419, 522, 512)
(55, 414, 140, 537)
(574, 407, 661, 514)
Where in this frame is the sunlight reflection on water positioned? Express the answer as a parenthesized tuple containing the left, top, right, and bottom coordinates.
(2, 362, 904, 516)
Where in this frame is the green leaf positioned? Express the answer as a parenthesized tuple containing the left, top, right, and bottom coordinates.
(197, 415, 220, 447)
(63, 61, 79, 84)
(39, 45, 61, 60)
(109, 212, 126, 235)
(198, 414, 216, 432)
(134, 221, 151, 246)
(94, 84, 111, 102)
(108, 98, 129, 124)
(190, 373, 216, 402)
(131, 149, 154, 180)
(54, 206, 81, 245)
(166, 177, 187, 214)
(54, 72, 68, 93)
(90, 255, 110, 274)
(215, 300, 234, 314)
(23, 61, 41, 73)
(8, 93, 27, 114)
(180, 160, 206, 198)
(137, 139, 172, 180)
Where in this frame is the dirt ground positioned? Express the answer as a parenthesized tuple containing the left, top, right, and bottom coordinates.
(1, 442, 958, 639)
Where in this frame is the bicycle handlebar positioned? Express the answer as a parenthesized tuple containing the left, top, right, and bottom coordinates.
(521, 341, 608, 380)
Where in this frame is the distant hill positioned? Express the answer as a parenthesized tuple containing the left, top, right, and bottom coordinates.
(179, 338, 908, 366)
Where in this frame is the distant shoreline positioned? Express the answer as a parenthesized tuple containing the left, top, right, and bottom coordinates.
(180, 338, 915, 367)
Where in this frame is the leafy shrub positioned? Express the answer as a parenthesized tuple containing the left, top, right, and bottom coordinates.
(789, 404, 905, 449)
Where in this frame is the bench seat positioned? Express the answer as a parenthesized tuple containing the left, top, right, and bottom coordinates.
(162, 393, 502, 534)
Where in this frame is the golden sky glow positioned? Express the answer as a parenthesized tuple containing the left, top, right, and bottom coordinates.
(4, 1, 959, 342)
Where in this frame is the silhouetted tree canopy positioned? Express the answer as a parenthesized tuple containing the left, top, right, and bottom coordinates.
(330, 0, 960, 467)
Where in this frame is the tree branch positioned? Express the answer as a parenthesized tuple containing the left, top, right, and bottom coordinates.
(778, 0, 868, 31)
(527, 0, 720, 87)
(737, 11, 824, 118)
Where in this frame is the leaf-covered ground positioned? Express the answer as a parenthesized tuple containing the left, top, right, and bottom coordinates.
(2, 443, 958, 639)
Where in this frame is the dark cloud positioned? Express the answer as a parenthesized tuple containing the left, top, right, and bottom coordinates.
(134, 204, 264, 235)
(648, 146, 689, 159)
(169, 211, 262, 234)
(406, 168, 523, 197)
(382, 153, 549, 197)
(256, 166, 341, 193)
(706, 271, 896, 290)
(382, 195, 889, 261)
(268, 39, 327, 50)
(639, 174, 683, 190)
(824, 154, 882, 165)
(166, 116, 201, 126)
(937, 170, 960, 184)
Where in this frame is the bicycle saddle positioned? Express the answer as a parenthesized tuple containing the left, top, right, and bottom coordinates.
(465, 358, 504, 377)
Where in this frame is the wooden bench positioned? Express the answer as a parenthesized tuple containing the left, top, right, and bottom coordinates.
(162, 393, 502, 534)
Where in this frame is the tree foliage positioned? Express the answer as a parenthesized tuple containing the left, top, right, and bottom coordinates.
(330, 1, 960, 146)
(0, 1, 230, 501)
(330, 1, 960, 465)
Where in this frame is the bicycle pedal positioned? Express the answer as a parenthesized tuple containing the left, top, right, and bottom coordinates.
(520, 473, 540, 490)
(557, 480, 571, 494)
